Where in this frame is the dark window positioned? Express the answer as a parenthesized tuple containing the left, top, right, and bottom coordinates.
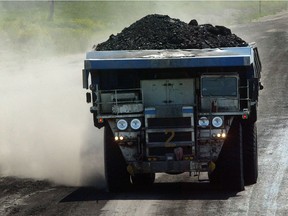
(202, 77, 237, 97)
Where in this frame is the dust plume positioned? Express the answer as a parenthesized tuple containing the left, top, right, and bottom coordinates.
(0, 51, 105, 187)
(0, 2, 105, 188)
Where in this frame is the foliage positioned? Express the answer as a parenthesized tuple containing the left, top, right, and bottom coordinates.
(0, 1, 287, 55)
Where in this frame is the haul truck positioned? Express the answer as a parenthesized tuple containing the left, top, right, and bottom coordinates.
(82, 44, 262, 192)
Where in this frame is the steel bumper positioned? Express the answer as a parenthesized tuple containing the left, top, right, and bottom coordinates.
(128, 160, 209, 174)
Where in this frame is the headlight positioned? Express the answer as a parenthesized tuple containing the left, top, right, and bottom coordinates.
(212, 116, 223, 128)
(130, 118, 141, 130)
(198, 117, 209, 127)
(117, 119, 128, 131)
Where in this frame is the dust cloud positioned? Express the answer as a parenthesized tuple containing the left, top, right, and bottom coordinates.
(0, 6, 106, 188)
(0, 52, 105, 188)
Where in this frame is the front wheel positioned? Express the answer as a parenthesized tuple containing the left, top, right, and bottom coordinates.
(104, 125, 131, 192)
(242, 121, 258, 185)
(131, 173, 155, 187)
(209, 118, 245, 191)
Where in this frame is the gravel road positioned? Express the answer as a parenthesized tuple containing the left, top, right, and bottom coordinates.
(1, 11, 288, 216)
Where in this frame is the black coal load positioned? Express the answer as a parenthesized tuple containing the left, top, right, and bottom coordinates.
(95, 14, 247, 51)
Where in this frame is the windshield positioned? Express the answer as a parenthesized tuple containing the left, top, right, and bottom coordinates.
(202, 77, 237, 97)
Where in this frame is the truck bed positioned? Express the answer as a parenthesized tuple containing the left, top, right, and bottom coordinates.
(84, 46, 254, 70)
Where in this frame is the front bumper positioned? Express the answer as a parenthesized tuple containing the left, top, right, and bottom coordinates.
(128, 160, 209, 174)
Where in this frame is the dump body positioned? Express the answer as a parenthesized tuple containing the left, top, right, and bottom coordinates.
(83, 45, 262, 191)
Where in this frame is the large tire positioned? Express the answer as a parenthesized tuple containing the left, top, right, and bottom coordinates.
(242, 121, 258, 185)
(209, 118, 245, 191)
(131, 173, 155, 187)
(104, 125, 131, 192)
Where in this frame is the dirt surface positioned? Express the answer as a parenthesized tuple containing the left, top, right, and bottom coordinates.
(1, 11, 288, 216)
(95, 14, 247, 50)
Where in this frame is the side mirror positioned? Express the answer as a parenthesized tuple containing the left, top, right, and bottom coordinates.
(259, 82, 264, 90)
(86, 92, 92, 103)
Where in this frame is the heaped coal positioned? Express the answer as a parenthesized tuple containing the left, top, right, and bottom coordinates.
(95, 14, 247, 51)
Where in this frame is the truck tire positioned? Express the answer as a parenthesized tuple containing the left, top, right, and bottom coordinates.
(242, 121, 258, 185)
(249, 105, 257, 123)
(209, 118, 244, 191)
(104, 125, 131, 192)
(131, 173, 155, 187)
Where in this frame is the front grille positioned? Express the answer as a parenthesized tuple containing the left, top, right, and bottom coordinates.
(148, 132, 192, 143)
(149, 146, 193, 156)
(145, 112, 195, 158)
(148, 117, 191, 128)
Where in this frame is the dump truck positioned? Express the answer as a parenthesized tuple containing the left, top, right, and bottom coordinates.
(82, 44, 262, 192)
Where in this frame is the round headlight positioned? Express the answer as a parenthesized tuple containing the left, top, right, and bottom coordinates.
(198, 117, 209, 127)
(130, 118, 141, 130)
(212, 116, 223, 128)
(117, 119, 128, 131)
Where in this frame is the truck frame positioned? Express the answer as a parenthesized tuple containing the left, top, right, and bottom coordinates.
(82, 44, 262, 192)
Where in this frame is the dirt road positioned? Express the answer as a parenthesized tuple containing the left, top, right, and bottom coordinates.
(1, 11, 288, 216)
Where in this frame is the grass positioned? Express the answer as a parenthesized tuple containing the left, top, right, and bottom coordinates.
(0, 1, 287, 55)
